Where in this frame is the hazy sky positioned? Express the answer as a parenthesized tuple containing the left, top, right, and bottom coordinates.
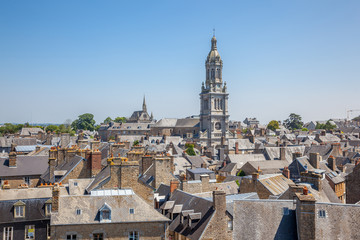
(1, 0, 359, 125)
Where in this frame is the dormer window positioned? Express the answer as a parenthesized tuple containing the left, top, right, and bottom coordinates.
(14, 200, 25, 218)
(45, 199, 52, 216)
(99, 203, 111, 222)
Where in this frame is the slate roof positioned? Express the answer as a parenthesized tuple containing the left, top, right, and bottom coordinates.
(166, 189, 216, 240)
(219, 163, 237, 173)
(40, 155, 84, 183)
(226, 154, 266, 169)
(20, 128, 44, 136)
(228, 139, 255, 150)
(264, 146, 306, 163)
(153, 118, 178, 128)
(242, 174, 293, 196)
(175, 118, 200, 128)
(242, 160, 289, 175)
(186, 156, 206, 168)
(304, 145, 333, 159)
(51, 192, 169, 225)
(0, 198, 50, 223)
(0, 155, 48, 177)
(85, 166, 111, 193)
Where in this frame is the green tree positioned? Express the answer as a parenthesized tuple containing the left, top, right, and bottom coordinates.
(316, 121, 337, 130)
(104, 117, 113, 124)
(301, 128, 308, 132)
(284, 113, 303, 130)
(45, 125, 59, 133)
(267, 120, 280, 131)
(71, 113, 96, 131)
(185, 143, 196, 156)
(114, 117, 127, 123)
(133, 140, 139, 146)
(353, 115, 360, 122)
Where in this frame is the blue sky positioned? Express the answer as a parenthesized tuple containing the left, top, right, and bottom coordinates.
(1, 0, 359, 124)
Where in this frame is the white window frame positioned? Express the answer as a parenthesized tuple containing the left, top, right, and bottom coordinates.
(45, 203, 52, 216)
(14, 205, 25, 218)
(25, 225, 35, 240)
(128, 231, 139, 240)
(3, 227, 13, 240)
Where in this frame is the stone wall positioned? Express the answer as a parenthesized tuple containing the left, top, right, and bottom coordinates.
(233, 200, 296, 240)
(51, 222, 167, 240)
(346, 164, 360, 204)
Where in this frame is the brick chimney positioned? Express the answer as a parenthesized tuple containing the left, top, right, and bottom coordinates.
(309, 152, 320, 169)
(141, 154, 154, 174)
(328, 155, 336, 172)
(170, 180, 179, 194)
(200, 174, 210, 192)
(280, 147, 286, 160)
(283, 167, 290, 179)
(48, 158, 56, 183)
(9, 152, 17, 168)
(90, 140, 100, 151)
(52, 183, 60, 212)
(235, 142, 239, 154)
(90, 150, 102, 177)
(211, 191, 228, 239)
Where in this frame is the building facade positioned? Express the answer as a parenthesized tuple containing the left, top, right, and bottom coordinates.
(199, 35, 230, 147)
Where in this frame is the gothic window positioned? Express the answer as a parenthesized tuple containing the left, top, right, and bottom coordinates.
(207, 69, 209, 79)
(220, 99, 223, 110)
(211, 69, 215, 80)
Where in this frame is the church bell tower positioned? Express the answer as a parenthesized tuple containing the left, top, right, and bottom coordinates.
(199, 35, 230, 147)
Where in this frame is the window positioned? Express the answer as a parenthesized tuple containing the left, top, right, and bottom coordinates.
(128, 231, 139, 240)
(99, 204, 111, 222)
(67, 235, 77, 240)
(76, 209, 81, 215)
(319, 210, 326, 218)
(129, 208, 134, 214)
(74, 182, 78, 186)
(45, 203, 52, 216)
(14, 201, 25, 218)
(228, 220, 233, 230)
(283, 207, 289, 215)
(24, 177, 30, 186)
(25, 225, 35, 239)
(93, 233, 103, 240)
(3, 227, 13, 240)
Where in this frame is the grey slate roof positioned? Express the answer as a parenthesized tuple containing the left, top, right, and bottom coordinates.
(0, 198, 50, 223)
(85, 166, 111, 193)
(0, 155, 48, 177)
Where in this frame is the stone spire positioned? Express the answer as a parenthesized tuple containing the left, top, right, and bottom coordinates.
(142, 95, 147, 112)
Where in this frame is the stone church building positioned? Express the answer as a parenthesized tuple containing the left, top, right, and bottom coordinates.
(199, 35, 231, 147)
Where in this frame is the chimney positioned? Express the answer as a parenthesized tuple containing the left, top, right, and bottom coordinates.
(48, 158, 56, 183)
(283, 167, 290, 179)
(90, 150, 102, 176)
(309, 152, 320, 169)
(331, 143, 342, 157)
(52, 183, 60, 212)
(292, 152, 302, 161)
(170, 180, 179, 194)
(201, 162, 207, 169)
(280, 147, 286, 160)
(295, 186, 316, 240)
(200, 174, 210, 192)
(213, 190, 226, 211)
(252, 172, 259, 181)
(328, 155, 336, 172)
(235, 142, 239, 154)
(35, 145, 41, 152)
(60, 133, 70, 148)
(91, 140, 100, 151)
(9, 152, 17, 168)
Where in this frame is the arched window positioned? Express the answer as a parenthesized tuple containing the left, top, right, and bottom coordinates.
(207, 69, 209, 79)
(211, 69, 215, 79)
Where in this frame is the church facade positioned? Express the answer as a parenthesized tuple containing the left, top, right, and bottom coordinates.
(199, 35, 230, 147)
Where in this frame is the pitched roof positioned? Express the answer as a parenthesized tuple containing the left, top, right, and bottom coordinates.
(0, 155, 48, 177)
(51, 191, 169, 225)
(226, 154, 266, 168)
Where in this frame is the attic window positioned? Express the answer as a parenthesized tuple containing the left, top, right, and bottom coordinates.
(14, 201, 26, 218)
(99, 204, 111, 222)
(45, 199, 52, 216)
(129, 208, 134, 214)
(76, 209, 81, 215)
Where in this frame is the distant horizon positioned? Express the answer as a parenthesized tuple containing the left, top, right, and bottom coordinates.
(1, 1, 359, 124)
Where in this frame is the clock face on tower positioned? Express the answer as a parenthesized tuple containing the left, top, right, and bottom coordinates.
(215, 122, 221, 130)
